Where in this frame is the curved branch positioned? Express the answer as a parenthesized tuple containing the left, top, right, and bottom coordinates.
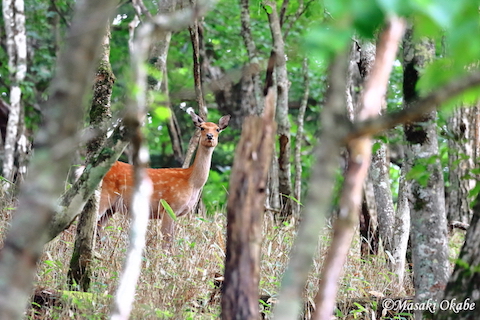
(346, 70, 480, 142)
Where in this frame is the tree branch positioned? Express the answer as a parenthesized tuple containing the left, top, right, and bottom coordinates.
(346, 70, 480, 142)
(312, 17, 405, 320)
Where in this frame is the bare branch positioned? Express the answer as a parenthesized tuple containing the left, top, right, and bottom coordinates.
(131, 0, 153, 20)
(346, 70, 480, 142)
(110, 15, 153, 320)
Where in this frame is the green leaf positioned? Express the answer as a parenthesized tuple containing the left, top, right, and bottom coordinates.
(264, 4, 273, 14)
(160, 199, 177, 221)
(152, 105, 171, 121)
(468, 182, 480, 199)
(406, 163, 431, 187)
(372, 141, 382, 154)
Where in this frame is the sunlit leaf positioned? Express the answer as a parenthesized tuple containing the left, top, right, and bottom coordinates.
(160, 199, 177, 221)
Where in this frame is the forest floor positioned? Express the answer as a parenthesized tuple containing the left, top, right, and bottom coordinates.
(0, 203, 465, 320)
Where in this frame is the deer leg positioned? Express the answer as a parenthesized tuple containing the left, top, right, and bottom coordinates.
(97, 195, 120, 241)
(161, 211, 175, 250)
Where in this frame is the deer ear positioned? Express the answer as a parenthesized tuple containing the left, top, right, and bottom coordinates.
(218, 115, 231, 131)
(191, 112, 205, 127)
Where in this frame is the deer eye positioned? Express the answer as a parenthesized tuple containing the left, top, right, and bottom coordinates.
(216, 128, 220, 132)
(200, 127, 205, 131)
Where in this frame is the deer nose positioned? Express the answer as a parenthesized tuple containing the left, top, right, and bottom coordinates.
(206, 133, 214, 140)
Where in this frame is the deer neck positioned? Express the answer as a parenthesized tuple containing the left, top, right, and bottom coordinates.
(189, 144, 215, 189)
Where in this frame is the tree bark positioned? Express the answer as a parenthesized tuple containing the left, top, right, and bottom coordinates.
(0, 0, 118, 318)
(239, 0, 264, 114)
(391, 164, 410, 291)
(360, 182, 379, 255)
(434, 193, 480, 320)
(266, 1, 293, 220)
(2, 0, 27, 188)
(447, 105, 476, 225)
(149, 3, 184, 165)
(153, 0, 183, 165)
(354, 39, 396, 259)
(293, 58, 309, 218)
(68, 27, 115, 292)
(221, 89, 276, 320)
(370, 138, 395, 255)
(402, 26, 450, 318)
(183, 12, 206, 169)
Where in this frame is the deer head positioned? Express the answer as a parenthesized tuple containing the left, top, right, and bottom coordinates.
(191, 113, 231, 148)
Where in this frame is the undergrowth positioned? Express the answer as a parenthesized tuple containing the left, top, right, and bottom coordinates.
(0, 201, 465, 320)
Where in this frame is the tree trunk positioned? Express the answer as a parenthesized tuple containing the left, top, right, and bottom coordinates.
(403, 27, 450, 318)
(370, 139, 395, 255)
(347, 39, 379, 257)
(0, 0, 118, 318)
(447, 105, 476, 225)
(239, 0, 264, 114)
(221, 89, 276, 320)
(2, 0, 27, 188)
(355, 39, 396, 258)
(293, 58, 309, 218)
(391, 164, 410, 291)
(265, 2, 293, 221)
(150, 0, 183, 165)
(273, 51, 351, 320)
(68, 28, 114, 292)
(360, 183, 379, 256)
(434, 193, 480, 320)
(183, 16, 206, 169)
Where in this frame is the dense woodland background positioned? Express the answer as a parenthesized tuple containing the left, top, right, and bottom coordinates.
(0, 0, 480, 319)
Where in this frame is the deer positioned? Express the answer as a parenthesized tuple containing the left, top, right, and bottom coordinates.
(97, 112, 230, 246)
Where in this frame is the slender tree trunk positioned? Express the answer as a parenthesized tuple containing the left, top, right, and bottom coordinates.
(273, 51, 351, 320)
(391, 164, 410, 291)
(239, 0, 264, 114)
(434, 192, 480, 320)
(183, 13, 206, 169)
(403, 27, 450, 318)
(370, 138, 395, 255)
(2, 0, 27, 188)
(447, 105, 476, 225)
(293, 58, 309, 218)
(356, 39, 396, 258)
(150, 0, 183, 165)
(360, 181, 379, 255)
(347, 39, 380, 257)
(68, 28, 114, 292)
(221, 89, 276, 320)
(266, 2, 293, 220)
